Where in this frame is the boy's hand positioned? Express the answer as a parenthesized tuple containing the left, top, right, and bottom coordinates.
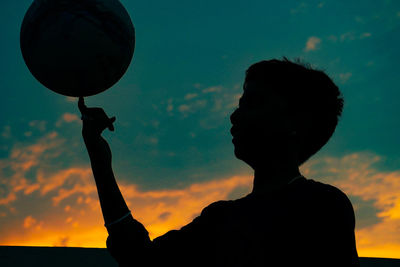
(78, 97, 116, 138)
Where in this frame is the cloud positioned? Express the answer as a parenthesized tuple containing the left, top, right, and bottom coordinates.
(56, 113, 80, 127)
(0, 129, 106, 247)
(355, 16, 365, 24)
(0, 165, 253, 247)
(340, 32, 356, 42)
(167, 104, 173, 112)
(184, 93, 198, 100)
(0, 192, 17, 205)
(2, 122, 400, 258)
(178, 104, 190, 113)
(199, 88, 241, 129)
(301, 152, 400, 258)
(134, 134, 159, 146)
(165, 85, 240, 122)
(29, 120, 47, 132)
(115, 174, 253, 238)
(178, 100, 207, 117)
(327, 35, 338, 42)
(23, 216, 37, 228)
(0, 131, 67, 206)
(158, 211, 171, 221)
(202, 86, 222, 94)
(366, 61, 374, 67)
(360, 32, 372, 39)
(290, 2, 307, 14)
(304, 36, 321, 52)
(2, 126, 11, 139)
(62, 113, 80, 123)
(57, 236, 70, 247)
(10, 133, 60, 170)
(328, 32, 372, 44)
(166, 98, 174, 112)
(38, 168, 94, 205)
(65, 97, 76, 103)
(193, 83, 202, 89)
(339, 72, 352, 83)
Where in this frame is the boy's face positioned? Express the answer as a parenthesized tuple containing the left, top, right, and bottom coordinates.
(230, 80, 296, 167)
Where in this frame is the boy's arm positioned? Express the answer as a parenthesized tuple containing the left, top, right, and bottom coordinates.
(83, 134, 131, 226)
(79, 96, 131, 226)
(78, 97, 152, 265)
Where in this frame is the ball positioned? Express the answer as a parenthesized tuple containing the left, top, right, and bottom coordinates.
(20, 0, 135, 97)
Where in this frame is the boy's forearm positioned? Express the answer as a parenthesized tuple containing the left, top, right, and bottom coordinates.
(83, 135, 130, 226)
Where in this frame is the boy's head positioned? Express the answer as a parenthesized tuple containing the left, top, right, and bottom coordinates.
(230, 58, 344, 167)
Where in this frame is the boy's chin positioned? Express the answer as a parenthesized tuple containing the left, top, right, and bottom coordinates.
(233, 142, 283, 163)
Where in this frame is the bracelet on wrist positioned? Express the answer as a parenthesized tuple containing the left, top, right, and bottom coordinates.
(105, 210, 132, 228)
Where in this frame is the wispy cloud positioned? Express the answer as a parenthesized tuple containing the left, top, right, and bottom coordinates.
(1, 126, 11, 139)
(360, 32, 372, 39)
(290, 2, 307, 14)
(327, 31, 372, 43)
(339, 72, 353, 83)
(178, 104, 191, 113)
(202, 86, 222, 94)
(304, 36, 321, 52)
(0, 123, 252, 244)
(355, 16, 365, 24)
(65, 97, 76, 103)
(23, 215, 37, 229)
(63, 113, 80, 123)
(0, 131, 66, 205)
(2, 123, 400, 258)
(56, 113, 81, 127)
(134, 133, 159, 146)
(29, 120, 47, 132)
(301, 152, 400, 258)
(0, 164, 252, 246)
(118, 175, 252, 238)
(164, 85, 240, 122)
(0, 192, 16, 205)
(166, 98, 174, 112)
(184, 93, 198, 100)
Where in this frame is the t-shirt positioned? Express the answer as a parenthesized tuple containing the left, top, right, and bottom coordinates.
(106, 177, 360, 266)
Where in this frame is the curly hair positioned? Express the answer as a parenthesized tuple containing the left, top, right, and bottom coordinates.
(244, 57, 344, 166)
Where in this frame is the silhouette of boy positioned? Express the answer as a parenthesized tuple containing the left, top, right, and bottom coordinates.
(79, 58, 360, 266)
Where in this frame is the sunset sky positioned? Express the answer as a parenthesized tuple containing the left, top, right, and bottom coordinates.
(1, 0, 400, 259)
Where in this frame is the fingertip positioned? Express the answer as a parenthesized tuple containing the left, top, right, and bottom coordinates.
(78, 97, 87, 112)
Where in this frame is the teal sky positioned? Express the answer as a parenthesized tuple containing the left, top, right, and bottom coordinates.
(1, 0, 400, 257)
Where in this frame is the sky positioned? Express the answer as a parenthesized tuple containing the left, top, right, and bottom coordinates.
(0, 0, 400, 259)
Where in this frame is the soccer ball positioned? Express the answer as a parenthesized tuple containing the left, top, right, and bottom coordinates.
(20, 0, 135, 97)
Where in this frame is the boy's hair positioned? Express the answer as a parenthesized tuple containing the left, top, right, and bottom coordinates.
(245, 58, 344, 166)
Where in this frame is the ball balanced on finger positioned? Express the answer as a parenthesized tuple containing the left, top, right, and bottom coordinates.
(20, 0, 135, 97)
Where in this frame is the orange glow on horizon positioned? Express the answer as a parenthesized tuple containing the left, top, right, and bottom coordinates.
(0, 174, 253, 248)
(2, 139, 400, 259)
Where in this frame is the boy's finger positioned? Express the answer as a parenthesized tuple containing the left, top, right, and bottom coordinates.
(78, 97, 87, 113)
